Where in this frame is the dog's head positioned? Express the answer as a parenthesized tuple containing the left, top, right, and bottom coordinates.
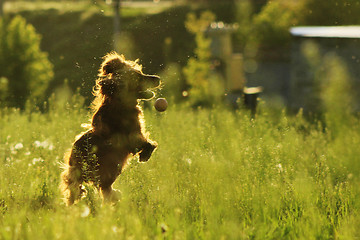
(96, 52, 161, 100)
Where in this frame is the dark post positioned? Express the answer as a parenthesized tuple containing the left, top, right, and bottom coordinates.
(244, 87, 263, 118)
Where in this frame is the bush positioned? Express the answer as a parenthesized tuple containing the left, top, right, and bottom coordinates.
(251, 1, 299, 50)
(247, 0, 360, 56)
(300, 0, 360, 25)
(234, 0, 253, 51)
(0, 16, 53, 109)
(158, 63, 184, 104)
(319, 54, 355, 137)
(12, 4, 238, 104)
(183, 11, 225, 107)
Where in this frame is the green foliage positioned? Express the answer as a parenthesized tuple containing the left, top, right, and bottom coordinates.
(158, 63, 184, 104)
(246, 0, 359, 57)
(0, 16, 53, 109)
(298, 40, 356, 127)
(183, 11, 225, 107)
(319, 54, 355, 138)
(0, 77, 9, 105)
(8, 3, 238, 104)
(241, 0, 360, 58)
(234, 0, 253, 51)
(0, 101, 360, 239)
(300, 0, 360, 25)
(5, 0, 359, 105)
(184, 11, 216, 34)
(182, 33, 212, 106)
(251, 1, 299, 50)
(9, 6, 194, 103)
(297, 40, 323, 115)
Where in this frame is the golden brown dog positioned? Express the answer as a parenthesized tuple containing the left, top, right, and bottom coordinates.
(60, 52, 160, 205)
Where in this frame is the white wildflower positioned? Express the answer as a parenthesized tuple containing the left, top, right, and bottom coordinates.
(34, 140, 42, 148)
(14, 143, 23, 150)
(32, 157, 44, 165)
(34, 140, 54, 150)
(42, 140, 50, 149)
(276, 163, 283, 173)
(112, 226, 118, 233)
(48, 143, 54, 151)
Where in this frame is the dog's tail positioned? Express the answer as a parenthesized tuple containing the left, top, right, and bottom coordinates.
(60, 151, 82, 206)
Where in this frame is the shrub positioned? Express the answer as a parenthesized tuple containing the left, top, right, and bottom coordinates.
(0, 16, 53, 108)
(248, 0, 360, 55)
(251, 1, 299, 50)
(158, 63, 184, 104)
(319, 54, 355, 137)
(0, 76, 8, 106)
(234, 0, 253, 51)
(300, 0, 360, 25)
(183, 11, 225, 107)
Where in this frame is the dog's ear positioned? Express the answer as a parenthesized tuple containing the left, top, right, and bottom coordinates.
(101, 58, 125, 75)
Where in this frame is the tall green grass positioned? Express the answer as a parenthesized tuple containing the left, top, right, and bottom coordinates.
(0, 100, 359, 239)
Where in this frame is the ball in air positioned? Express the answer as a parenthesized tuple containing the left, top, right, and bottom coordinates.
(154, 98, 168, 112)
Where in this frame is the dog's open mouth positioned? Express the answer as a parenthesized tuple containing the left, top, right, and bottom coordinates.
(138, 90, 155, 100)
(137, 76, 161, 100)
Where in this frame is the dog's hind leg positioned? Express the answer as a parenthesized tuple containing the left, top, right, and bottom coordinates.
(61, 167, 82, 206)
(60, 165, 83, 206)
(100, 186, 121, 204)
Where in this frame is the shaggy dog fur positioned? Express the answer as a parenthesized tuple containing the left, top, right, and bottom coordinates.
(60, 52, 160, 205)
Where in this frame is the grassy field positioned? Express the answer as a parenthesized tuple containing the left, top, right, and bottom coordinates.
(1, 99, 360, 239)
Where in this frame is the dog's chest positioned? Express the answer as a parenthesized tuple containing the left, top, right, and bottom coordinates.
(102, 107, 140, 132)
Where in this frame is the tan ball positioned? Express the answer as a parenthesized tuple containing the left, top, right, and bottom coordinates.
(154, 98, 168, 112)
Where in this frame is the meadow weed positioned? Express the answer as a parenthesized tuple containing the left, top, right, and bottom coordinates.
(0, 100, 359, 239)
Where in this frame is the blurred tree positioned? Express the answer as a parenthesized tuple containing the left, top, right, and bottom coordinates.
(0, 16, 53, 108)
(248, 0, 360, 53)
(183, 11, 223, 107)
(251, 0, 299, 50)
(300, 0, 360, 25)
(235, 0, 253, 51)
(249, 0, 267, 13)
(183, 0, 237, 23)
(0, 76, 8, 106)
(113, 0, 121, 51)
(0, 0, 3, 17)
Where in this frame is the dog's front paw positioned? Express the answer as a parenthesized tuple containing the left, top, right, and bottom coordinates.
(139, 149, 153, 162)
(139, 142, 157, 162)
